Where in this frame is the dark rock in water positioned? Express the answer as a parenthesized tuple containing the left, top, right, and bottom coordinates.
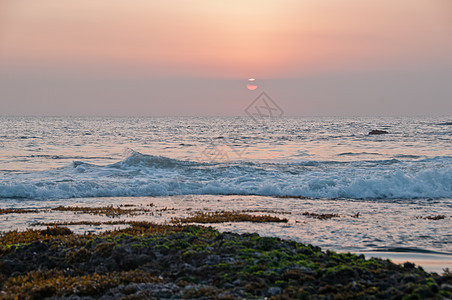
(40, 226, 73, 236)
(437, 122, 452, 126)
(368, 129, 389, 135)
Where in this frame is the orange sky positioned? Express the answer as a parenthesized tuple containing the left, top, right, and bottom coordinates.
(1, 0, 452, 78)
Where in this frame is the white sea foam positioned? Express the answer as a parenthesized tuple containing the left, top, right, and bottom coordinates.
(0, 150, 451, 200)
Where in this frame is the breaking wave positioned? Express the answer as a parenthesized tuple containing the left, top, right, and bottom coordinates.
(0, 150, 451, 200)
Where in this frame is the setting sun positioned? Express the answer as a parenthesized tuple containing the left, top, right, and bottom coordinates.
(246, 77, 258, 90)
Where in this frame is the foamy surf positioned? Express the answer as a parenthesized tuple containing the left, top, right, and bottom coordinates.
(0, 150, 451, 200)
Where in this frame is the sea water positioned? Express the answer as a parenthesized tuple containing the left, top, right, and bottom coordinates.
(0, 116, 451, 271)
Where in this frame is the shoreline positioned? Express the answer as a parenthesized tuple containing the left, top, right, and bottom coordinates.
(355, 252, 452, 274)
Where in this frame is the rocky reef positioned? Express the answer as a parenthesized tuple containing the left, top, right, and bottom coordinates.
(1, 223, 451, 299)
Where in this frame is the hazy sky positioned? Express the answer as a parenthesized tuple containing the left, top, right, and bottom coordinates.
(1, 0, 451, 116)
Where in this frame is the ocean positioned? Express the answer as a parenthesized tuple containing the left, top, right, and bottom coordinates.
(0, 116, 451, 271)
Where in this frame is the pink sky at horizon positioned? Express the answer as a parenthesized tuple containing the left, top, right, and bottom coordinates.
(0, 0, 452, 116)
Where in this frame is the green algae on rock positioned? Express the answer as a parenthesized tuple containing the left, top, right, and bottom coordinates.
(171, 210, 289, 224)
(0, 224, 451, 299)
(302, 212, 340, 220)
(51, 205, 154, 217)
(0, 208, 40, 215)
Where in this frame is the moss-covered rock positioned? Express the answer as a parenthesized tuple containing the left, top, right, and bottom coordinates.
(0, 224, 451, 299)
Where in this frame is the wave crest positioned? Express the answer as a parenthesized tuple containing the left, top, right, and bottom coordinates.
(0, 151, 451, 200)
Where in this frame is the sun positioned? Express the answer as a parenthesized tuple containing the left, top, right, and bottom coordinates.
(246, 77, 258, 90)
